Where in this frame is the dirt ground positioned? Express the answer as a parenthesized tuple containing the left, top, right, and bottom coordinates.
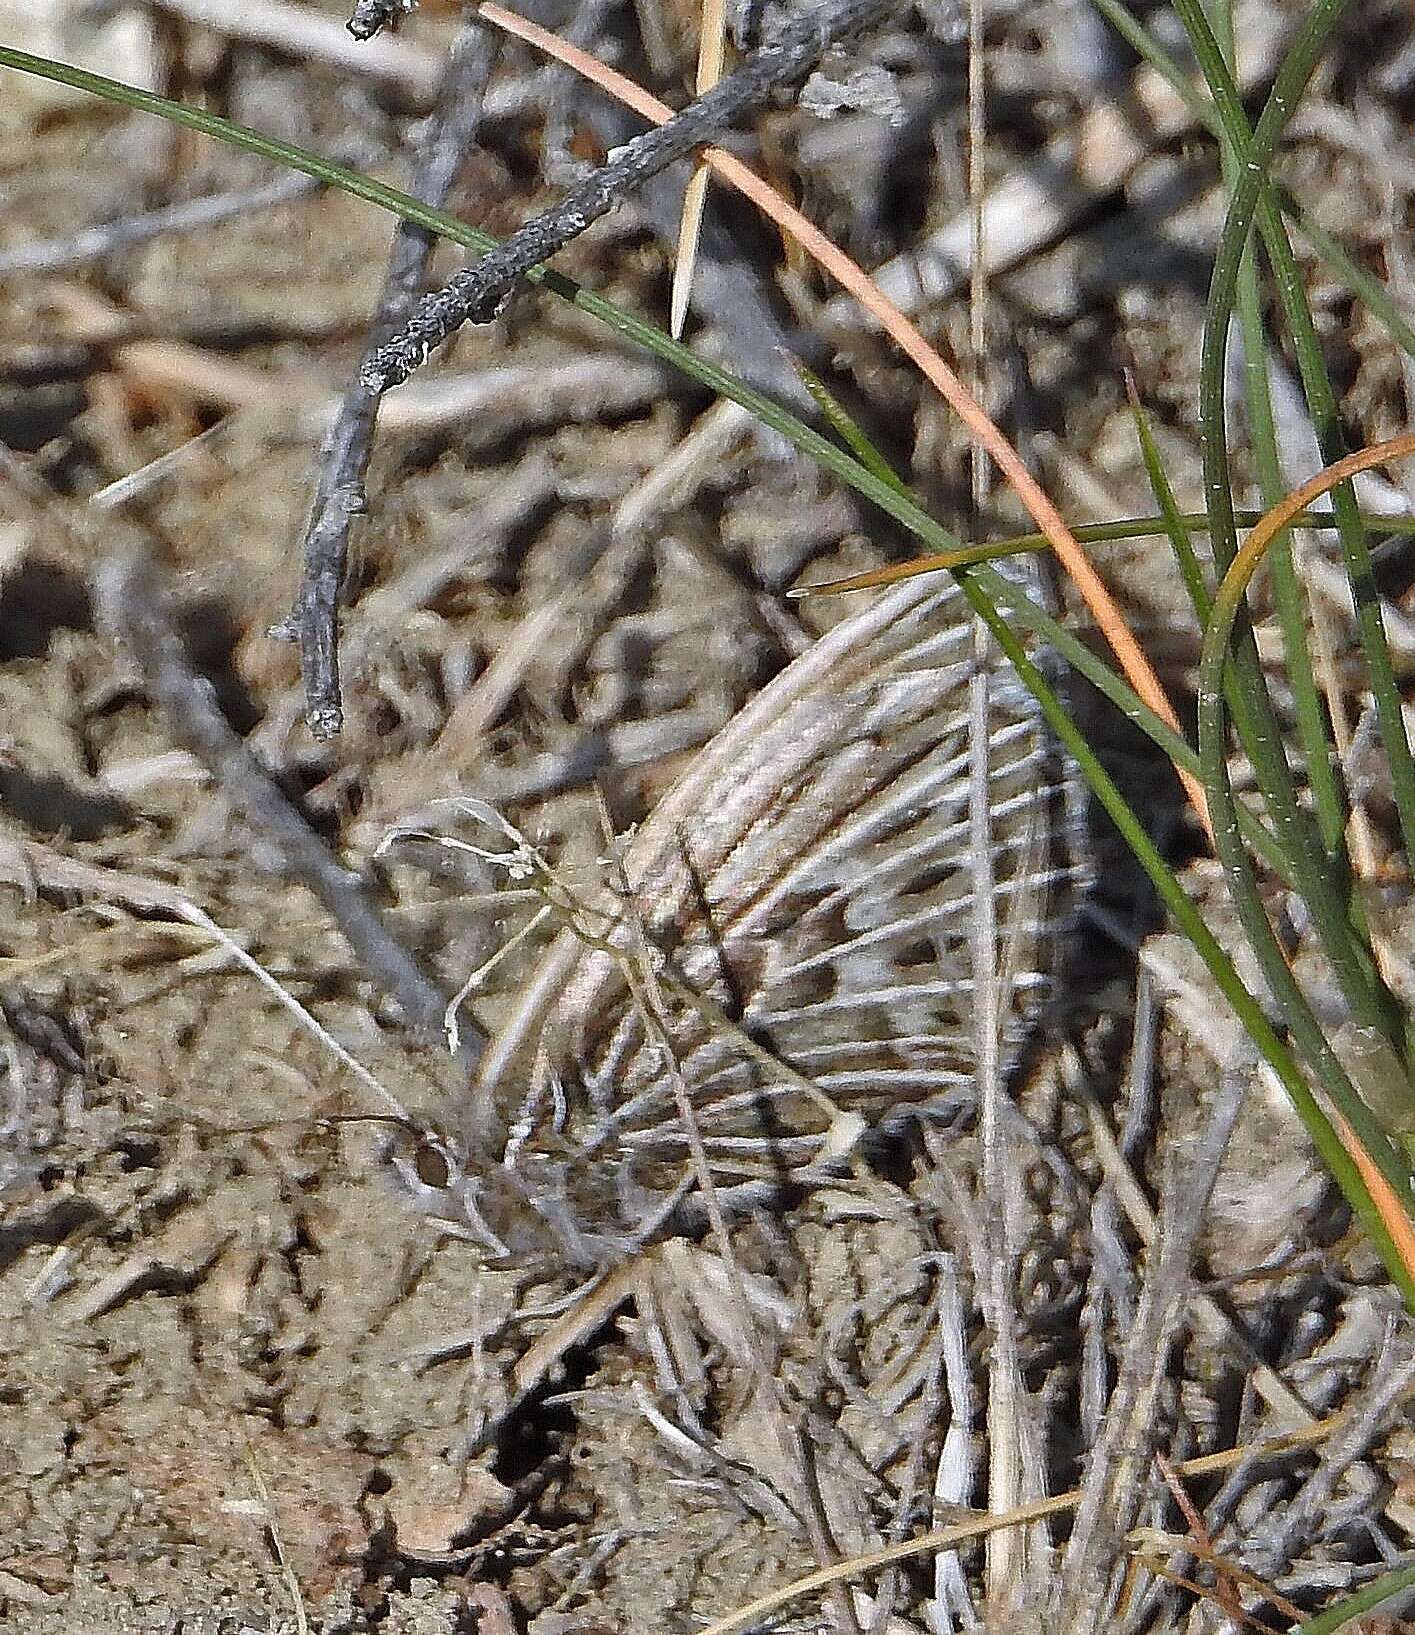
(4, 0, 1415, 1631)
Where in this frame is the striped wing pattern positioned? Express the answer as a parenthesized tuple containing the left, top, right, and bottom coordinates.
(471, 574, 1088, 1258)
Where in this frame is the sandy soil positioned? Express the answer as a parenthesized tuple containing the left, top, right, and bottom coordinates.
(4, 0, 1415, 1630)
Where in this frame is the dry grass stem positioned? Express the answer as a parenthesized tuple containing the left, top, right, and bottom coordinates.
(240, 1431, 312, 1635)
(669, 0, 728, 339)
(688, 1396, 1405, 1635)
(474, 1, 1209, 827)
(842, 11, 1289, 315)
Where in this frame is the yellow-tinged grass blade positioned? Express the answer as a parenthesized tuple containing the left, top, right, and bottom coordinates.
(669, 0, 727, 338)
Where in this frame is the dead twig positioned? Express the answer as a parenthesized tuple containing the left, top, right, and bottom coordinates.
(361, 0, 893, 393)
(347, 0, 415, 40)
(0, 170, 324, 277)
(278, 21, 497, 737)
(94, 547, 476, 1060)
(293, 0, 861, 737)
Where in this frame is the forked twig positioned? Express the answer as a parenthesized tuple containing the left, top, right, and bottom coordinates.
(280, 22, 497, 737)
(1124, 1551, 1290, 1634)
(473, 1, 1208, 830)
(1141, 1459, 1309, 1626)
(362, 0, 892, 393)
(95, 548, 472, 1059)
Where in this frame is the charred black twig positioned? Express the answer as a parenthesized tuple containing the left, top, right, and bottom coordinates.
(291, 0, 883, 736)
(278, 23, 497, 739)
(348, 0, 416, 39)
(361, 0, 894, 395)
(148, 0, 443, 99)
(96, 548, 481, 1062)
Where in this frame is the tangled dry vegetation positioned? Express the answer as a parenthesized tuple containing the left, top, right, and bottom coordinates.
(3, 0, 1415, 1631)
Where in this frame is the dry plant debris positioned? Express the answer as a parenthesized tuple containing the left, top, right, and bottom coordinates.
(2, 0, 1415, 1632)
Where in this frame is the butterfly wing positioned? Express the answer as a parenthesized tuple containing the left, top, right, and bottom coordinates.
(470, 573, 1087, 1257)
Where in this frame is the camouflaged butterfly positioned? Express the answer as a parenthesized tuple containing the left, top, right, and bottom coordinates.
(435, 568, 1090, 1263)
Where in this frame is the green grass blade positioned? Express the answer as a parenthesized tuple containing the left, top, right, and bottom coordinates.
(1124, 399, 1298, 873)
(793, 365, 913, 500)
(1173, 0, 1410, 1053)
(1297, 1562, 1415, 1635)
(1200, 532, 1415, 1216)
(1129, 397, 1213, 623)
(1287, 196, 1415, 361)
(1170, 0, 1415, 873)
(1167, 0, 1346, 895)
(1096, 0, 1415, 872)
(1208, 0, 1347, 855)
(1091, 0, 1415, 373)
(976, 509, 1415, 555)
(974, 564, 1415, 1311)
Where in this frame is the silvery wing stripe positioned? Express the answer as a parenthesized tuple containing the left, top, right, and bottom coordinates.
(467, 572, 1091, 1258)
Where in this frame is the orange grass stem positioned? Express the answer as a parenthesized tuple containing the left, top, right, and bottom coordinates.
(1210, 429, 1415, 1290)
(1215, 433, 1415, 588)
(474, 1, 1207, 829)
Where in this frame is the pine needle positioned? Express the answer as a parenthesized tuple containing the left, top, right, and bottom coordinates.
(669, 0, 728, 338)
